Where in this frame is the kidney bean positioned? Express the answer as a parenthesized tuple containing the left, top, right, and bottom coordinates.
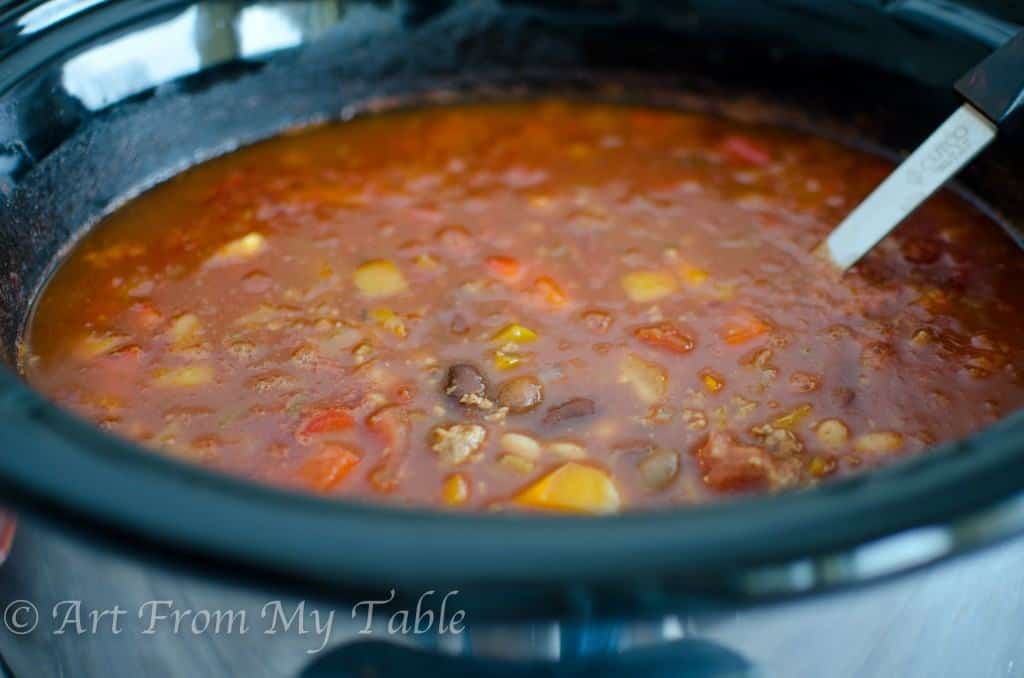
(543, 397, 596, 425)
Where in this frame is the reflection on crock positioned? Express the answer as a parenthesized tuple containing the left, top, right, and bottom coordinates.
(60, 2, 345, 111)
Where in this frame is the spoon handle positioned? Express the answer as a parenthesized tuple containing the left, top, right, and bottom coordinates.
(817, 28, 1024, 271)
(956, 29, 1024, 130)
(815, 103, 996, 270)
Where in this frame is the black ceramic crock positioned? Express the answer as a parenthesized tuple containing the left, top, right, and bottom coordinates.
(0, 0, 1022, 621)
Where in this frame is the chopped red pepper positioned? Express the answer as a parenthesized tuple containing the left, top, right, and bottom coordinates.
(720, 135, 773, 167)
(297, 407, 354, 438)
(485, 255, 522, 280)
(297, 443, 360, 492)
(633, 322, 696, 355)
(534, 276, 567, 307)
(720, 310, 770, 345)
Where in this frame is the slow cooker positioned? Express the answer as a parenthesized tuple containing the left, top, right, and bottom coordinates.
(0, 1, 1023, 675)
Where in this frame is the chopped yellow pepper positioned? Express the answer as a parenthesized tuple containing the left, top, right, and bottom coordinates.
(700, 370, 725, 393)
(74, 332, 129, 360)
(494, 350, 525, 370)
(353, 259, 408, 298)
(441, 473, 469, 506)
(772, 404, 813, 430)
(414, 253, 441, 270)
(154, 365, 214, 388)
(492, 323, 539, 344)
(369, 307, 407, 338)
(168, 313, 201, 347)
(854, 432, 903, 454)
(515, 462, 621, 514)
(678, 263, 709, 287)
(213, 232, 266, 261)
(621, 270, 677, 303)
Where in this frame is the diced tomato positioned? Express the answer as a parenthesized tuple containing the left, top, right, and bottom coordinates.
(129, 302, 163, 331)
(720, 310, 770, 345)
(366, 405, 411, 493)
(633, 322, 695, 354)
(485, 255, 522, 280)
(629, 110, 667, 130)
(296, 443, 360, 492)
(407, 207, 443, 226)
(367, 405, 409, 448)
(297, 407, 354, 438)
(368, 463, 399, 494)
(107, 344, 142, 363)
(695, 432, 776, 493)
(436, 226, 475, 257)
(720, 135, 773, 167)
(900, 238, 942, 265)
(96, 345, 143, 385)
(534, 276, 567, 307)
(202, 171, 247, 205)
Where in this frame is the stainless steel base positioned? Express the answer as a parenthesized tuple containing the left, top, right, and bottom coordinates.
(0, 518, 1019, 677)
